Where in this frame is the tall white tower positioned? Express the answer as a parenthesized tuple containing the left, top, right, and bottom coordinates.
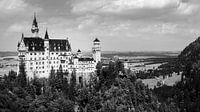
(92, 38, 101, 63)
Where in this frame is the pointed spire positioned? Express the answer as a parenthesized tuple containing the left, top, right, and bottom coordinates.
(31, 13, 39, 36)
(33, 12, 38, 27)
(22, 33, 24, 39)
(44, 29, 49, 40)
(77, 49, 81, 52)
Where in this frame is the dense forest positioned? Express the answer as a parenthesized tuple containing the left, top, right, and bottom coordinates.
(1, 37, 200, 112)
(0, 59, 178, 112)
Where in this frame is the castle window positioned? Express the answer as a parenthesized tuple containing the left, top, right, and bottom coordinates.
(61, 60, 65, 63)
(30, 58, 32, 60)
(35, 58, 36, 60)
(42, 62, 44, 64)
(30, 62, 33, 65)
(30, 67, 33, 70)
(36, 62, 38, 65)
(35, 53, 36, 55)
(52, 53, 54, 55)
(42, 53, 44, 55)
(30, 53, 32, 55)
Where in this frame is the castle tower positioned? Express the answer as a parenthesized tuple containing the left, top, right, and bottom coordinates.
(92, 38, 101, 63)
(44, 29, 50, 77)
(31, 13, 39, 37)
(17, 33, 26, 61)
(77, 49, 82, 57)
(44, 29, 49, 52)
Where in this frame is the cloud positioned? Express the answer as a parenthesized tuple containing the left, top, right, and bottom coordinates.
(0, 0, 42, 15)
(7, 23, 25, 32)
(71, 0, 181, 14)
(0, 0, 27, 11)
(77, 15, 100, 30)
(176, 2, 199, 15)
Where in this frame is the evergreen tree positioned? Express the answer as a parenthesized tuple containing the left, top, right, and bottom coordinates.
(69, 69, 76, 101)
(17, 59, 27, 88)
(54, 65, 64, 91)
(31, 76, 43, 95)
(96, 61, 102, 77)
(63, 77, 69, 98)
(49, 66, 56, 89)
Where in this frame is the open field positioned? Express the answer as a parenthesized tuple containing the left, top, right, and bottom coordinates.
(142, 73, 181, 89)
(0, 55, 18, 77)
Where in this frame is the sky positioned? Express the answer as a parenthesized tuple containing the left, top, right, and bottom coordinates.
(0, 0, 200, 52)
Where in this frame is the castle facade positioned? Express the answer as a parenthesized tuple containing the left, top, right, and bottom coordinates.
(17, 14, 101, 82)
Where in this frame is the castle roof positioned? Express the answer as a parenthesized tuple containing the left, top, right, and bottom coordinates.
(78, 57, 94, 61)
(23, 37, 71, 52)
(77, 49, 81, 52)
(93, 38, 100, 42)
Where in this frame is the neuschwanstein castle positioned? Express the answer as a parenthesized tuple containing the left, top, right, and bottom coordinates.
(17, 14, 101, 81)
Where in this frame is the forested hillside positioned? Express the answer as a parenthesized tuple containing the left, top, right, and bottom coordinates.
(153, 36, 200, 112)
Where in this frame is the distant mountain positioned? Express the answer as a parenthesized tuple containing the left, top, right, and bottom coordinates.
(101, 51, 179, 58)
(179, 37, 200, 65)
(0, 51, 17, 57)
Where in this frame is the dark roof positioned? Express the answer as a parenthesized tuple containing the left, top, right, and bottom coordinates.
(22, 37, 71, 52)
(74, 56, 78, 58)
(49, 39, 71, 51)
(44, 30, 49, 39)
(79, 58, 94, 61)
(77, 49, 81, 52)
(93, 38, 100, 42)
(24, 37, 44, 51)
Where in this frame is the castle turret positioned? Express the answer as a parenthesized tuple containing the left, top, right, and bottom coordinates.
(77, 49, 82, 57)
(44, 29, 49, 51)
(18, 33, 26, 61)
(31, 13, 39, 37)
(44, 29, 50, 77)
(92, 38, 101, 63)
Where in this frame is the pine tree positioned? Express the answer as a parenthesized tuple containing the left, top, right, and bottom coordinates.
(55, 65, 63, 91)
(69, 69, 76, 101)
(63, 77, 69, 98)
(49, 66, 56, 89)
(17, 59, 27, 88)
